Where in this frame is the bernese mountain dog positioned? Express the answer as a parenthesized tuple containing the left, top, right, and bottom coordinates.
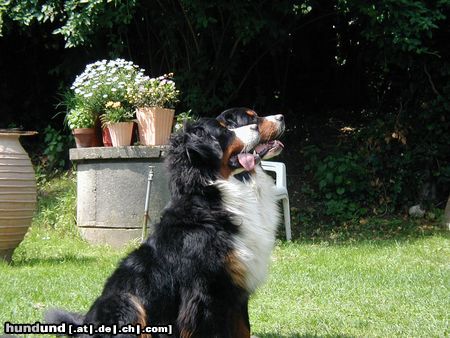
(216, 107, 284, 161)
(213, 107, 286, 338)
(215, 106, 285, 288)
(45, 118, 269, 338)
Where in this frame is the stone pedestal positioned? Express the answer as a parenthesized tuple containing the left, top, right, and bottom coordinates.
(70, 146, 170, 248)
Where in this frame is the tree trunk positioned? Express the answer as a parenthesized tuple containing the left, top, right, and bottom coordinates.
(444, 194, 450, 230)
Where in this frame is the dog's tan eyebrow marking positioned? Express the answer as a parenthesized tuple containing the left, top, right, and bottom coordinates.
(245, 110, 257, 117)
(218, 120, 227, 128)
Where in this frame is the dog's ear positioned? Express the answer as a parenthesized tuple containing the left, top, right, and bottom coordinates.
(216, 109, 238, 128)
(217, 107, 257, 128)
(185, 132, 222, 167)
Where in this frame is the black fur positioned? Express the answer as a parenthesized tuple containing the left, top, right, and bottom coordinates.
(216, 108, 258, 129)
(167, 118, 233, 197)
(45, 309, 84, 327)
(46, 119, 252, 338)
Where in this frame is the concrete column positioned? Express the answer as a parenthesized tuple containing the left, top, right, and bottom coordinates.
(70, 146, 170, 247)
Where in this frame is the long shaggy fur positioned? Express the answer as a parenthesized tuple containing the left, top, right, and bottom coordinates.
(45, 119, 267, 338)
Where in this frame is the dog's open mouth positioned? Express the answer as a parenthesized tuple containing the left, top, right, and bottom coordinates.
(229, 152, 261, 172)
(254, 140, 284, 159)
(238, 152, 261, 171)
(229, 140, 283, 173)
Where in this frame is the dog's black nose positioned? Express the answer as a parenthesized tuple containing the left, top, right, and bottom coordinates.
(275, 114, 284, 122)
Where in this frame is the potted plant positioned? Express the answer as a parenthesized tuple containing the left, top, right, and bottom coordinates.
(66, 107, 99, 148)
(100, 101, 135, 146)
(64, 58, 144, 147)
(173, 110, 197, 133)
(131, 73, 180, 145)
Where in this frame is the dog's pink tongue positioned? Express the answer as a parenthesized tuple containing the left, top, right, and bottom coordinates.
(237, 153, 256, 171)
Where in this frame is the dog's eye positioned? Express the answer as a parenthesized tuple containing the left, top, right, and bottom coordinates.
(245, 109, 256, 117)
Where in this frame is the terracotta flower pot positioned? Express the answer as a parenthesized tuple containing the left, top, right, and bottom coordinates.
(102, 127, 113, 147)
(73, 128, 100, 148)
(0, 131, 37, 262)
(107, 122, 134, 146)
(136, 107, 175, 145)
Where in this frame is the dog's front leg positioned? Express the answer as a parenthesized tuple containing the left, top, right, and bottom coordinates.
(177, 284, 250, 338)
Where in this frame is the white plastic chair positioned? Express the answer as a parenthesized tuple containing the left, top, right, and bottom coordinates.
(261, 161, 292, 241)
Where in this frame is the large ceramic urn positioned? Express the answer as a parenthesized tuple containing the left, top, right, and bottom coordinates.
(0, 131, 37, 262)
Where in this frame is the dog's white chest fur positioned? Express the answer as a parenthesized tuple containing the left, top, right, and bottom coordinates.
(215, 166, 280, 292)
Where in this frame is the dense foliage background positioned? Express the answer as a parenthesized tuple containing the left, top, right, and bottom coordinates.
(1, 0, 449, 226)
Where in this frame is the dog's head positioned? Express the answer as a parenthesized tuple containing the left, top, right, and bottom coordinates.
(167, 118, 261, 196)
(216, 107, 285, 159)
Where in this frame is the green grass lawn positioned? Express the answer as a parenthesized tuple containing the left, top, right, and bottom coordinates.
(1, 175, 449, 337)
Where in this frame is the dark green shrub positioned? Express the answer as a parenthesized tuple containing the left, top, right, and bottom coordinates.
(302, 145, 373, 223)
(316, 152, 371, 220)
(41, 125, 73, 173)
